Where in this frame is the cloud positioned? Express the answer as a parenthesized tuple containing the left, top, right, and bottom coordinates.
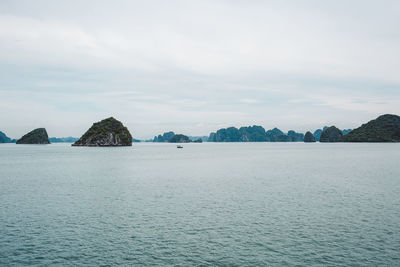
(1, 1, 400, 80)
(0, 0, 400, 138)
(306, 94, 400, 114)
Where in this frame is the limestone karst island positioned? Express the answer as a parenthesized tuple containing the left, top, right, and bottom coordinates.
(72, 117, 133, 147)
(16, 128, 50, 144)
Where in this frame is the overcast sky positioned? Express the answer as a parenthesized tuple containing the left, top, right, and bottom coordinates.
(1, 0, 399, 139)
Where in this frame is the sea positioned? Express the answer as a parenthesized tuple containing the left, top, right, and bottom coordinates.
(0, 143, 399, 266)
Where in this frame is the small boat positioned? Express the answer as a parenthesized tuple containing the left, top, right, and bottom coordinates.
(177, 145, 183, 148)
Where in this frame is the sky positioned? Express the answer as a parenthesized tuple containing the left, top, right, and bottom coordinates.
(1, 0, 400, 139)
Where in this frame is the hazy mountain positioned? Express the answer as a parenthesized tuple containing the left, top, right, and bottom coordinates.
(0, 131, 16, 143)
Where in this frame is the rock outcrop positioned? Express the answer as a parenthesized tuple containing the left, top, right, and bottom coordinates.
(341, 114, 400, 142)
(72, 117, 132, 146)
(320, 126, 343, 142)
(16, 128, 50, 144)
(304, 131, 316, 142)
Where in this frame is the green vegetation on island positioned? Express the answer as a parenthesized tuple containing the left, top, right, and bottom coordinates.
(72, 117, 132, 146)
(16, 128, 50, 144)
(341, 114, 400, 142)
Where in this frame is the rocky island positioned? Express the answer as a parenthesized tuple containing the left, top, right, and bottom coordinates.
(16, 128, 50, 144)
(72, 117, 132, 146)
(320, 126, 343, 142)
(341, 114, 400, 142)
(304, 131, 316, 142)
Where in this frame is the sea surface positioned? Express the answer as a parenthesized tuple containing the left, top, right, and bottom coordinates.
(0, 143, 399, 266)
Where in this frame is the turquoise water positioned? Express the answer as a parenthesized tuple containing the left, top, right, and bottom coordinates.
(0, 143, 399, 266)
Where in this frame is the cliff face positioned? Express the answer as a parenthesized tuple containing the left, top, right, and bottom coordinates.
(16, 128, 50, 144)
(304, 131, 316, 142)
(341, 114, 400, 142)
(320, 126, 343, 142)
(72, 117, 132, 146)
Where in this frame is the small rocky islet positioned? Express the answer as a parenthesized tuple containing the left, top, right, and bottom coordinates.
(72, 117, 132, 146)
(16, 128, 50, 144)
